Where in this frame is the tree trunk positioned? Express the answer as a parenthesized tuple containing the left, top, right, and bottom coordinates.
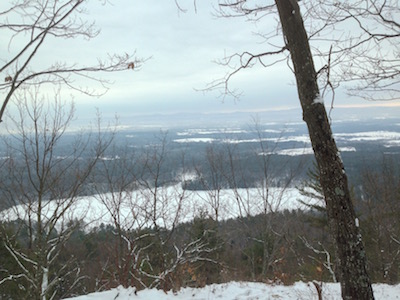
(274, 1, 374, 299)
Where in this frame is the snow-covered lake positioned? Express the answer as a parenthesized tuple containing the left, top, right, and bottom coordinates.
(0, 185, 311, 230)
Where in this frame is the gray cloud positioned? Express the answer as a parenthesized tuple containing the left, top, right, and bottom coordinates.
(2, 0, 398, 126)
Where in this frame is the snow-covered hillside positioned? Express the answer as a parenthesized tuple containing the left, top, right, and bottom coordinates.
(63, 281, 400, 300)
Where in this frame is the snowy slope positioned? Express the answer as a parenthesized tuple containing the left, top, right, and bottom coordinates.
(63, 281, 400, 300)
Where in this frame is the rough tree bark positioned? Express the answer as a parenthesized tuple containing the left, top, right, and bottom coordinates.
(274, 1, 374, 299)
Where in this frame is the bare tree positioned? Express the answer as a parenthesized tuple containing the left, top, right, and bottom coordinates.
(132, 134, 222, 291)
(297, 164, 337, 282)
(212, 1, 380, 298)
(358, 156, 400, 283)
(274, 2, 374, 297)
(91, 133, 221, 292)
(205, 122, 303, 282)
(0, 0, 141, 122)
(303, 0, 400, 101)
(194, 145, 228, 222)
(213, 0, 399, 102)
(0, 88, 112, 300)
(90, 144, 143, 289)
(249, 123, 303, 280)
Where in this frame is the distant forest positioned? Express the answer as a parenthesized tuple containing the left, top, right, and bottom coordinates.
(1, 119, 400, 298)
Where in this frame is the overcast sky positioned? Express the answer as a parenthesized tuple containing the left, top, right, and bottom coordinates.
(2, 0, 400, 126)
(82, 0, 299, 118)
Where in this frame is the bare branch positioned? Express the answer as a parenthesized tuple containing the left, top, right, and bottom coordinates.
(204, 47, 288, 100)
(0, 0, 142, 122)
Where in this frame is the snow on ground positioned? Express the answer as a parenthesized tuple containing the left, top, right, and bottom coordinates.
(63, 281, 400, 300)
(173, 137, 216, 143)
(173, 135, 312, 145)
(335, 131, 400, 143)
(259, 146, 356, 157)
(173, 130, 400, 149)
(176, 129, 249, 136)
(0, 185, 313, 230)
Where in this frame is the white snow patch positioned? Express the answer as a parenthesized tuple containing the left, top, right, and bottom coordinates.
(221, 137, 269, 144)
(99, 155, 120, 161)
(173, 137, 215, 143)
(178, 171, 198, 182)
(335, 131, 400, 142)
(384, 140, 400, 147)
(277, 135, 311, 144)
(264, 129, 282, 133)
(176, 128, 248, 136)
(62, 281, 400, 300)
(260, 146, 356, 157)
(313, 94, 324, 105)
(339, 146, 356, 152)
(173, 134, 313, 145)
(268, 148, 314, 156)
(221, 135, 310, 144)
